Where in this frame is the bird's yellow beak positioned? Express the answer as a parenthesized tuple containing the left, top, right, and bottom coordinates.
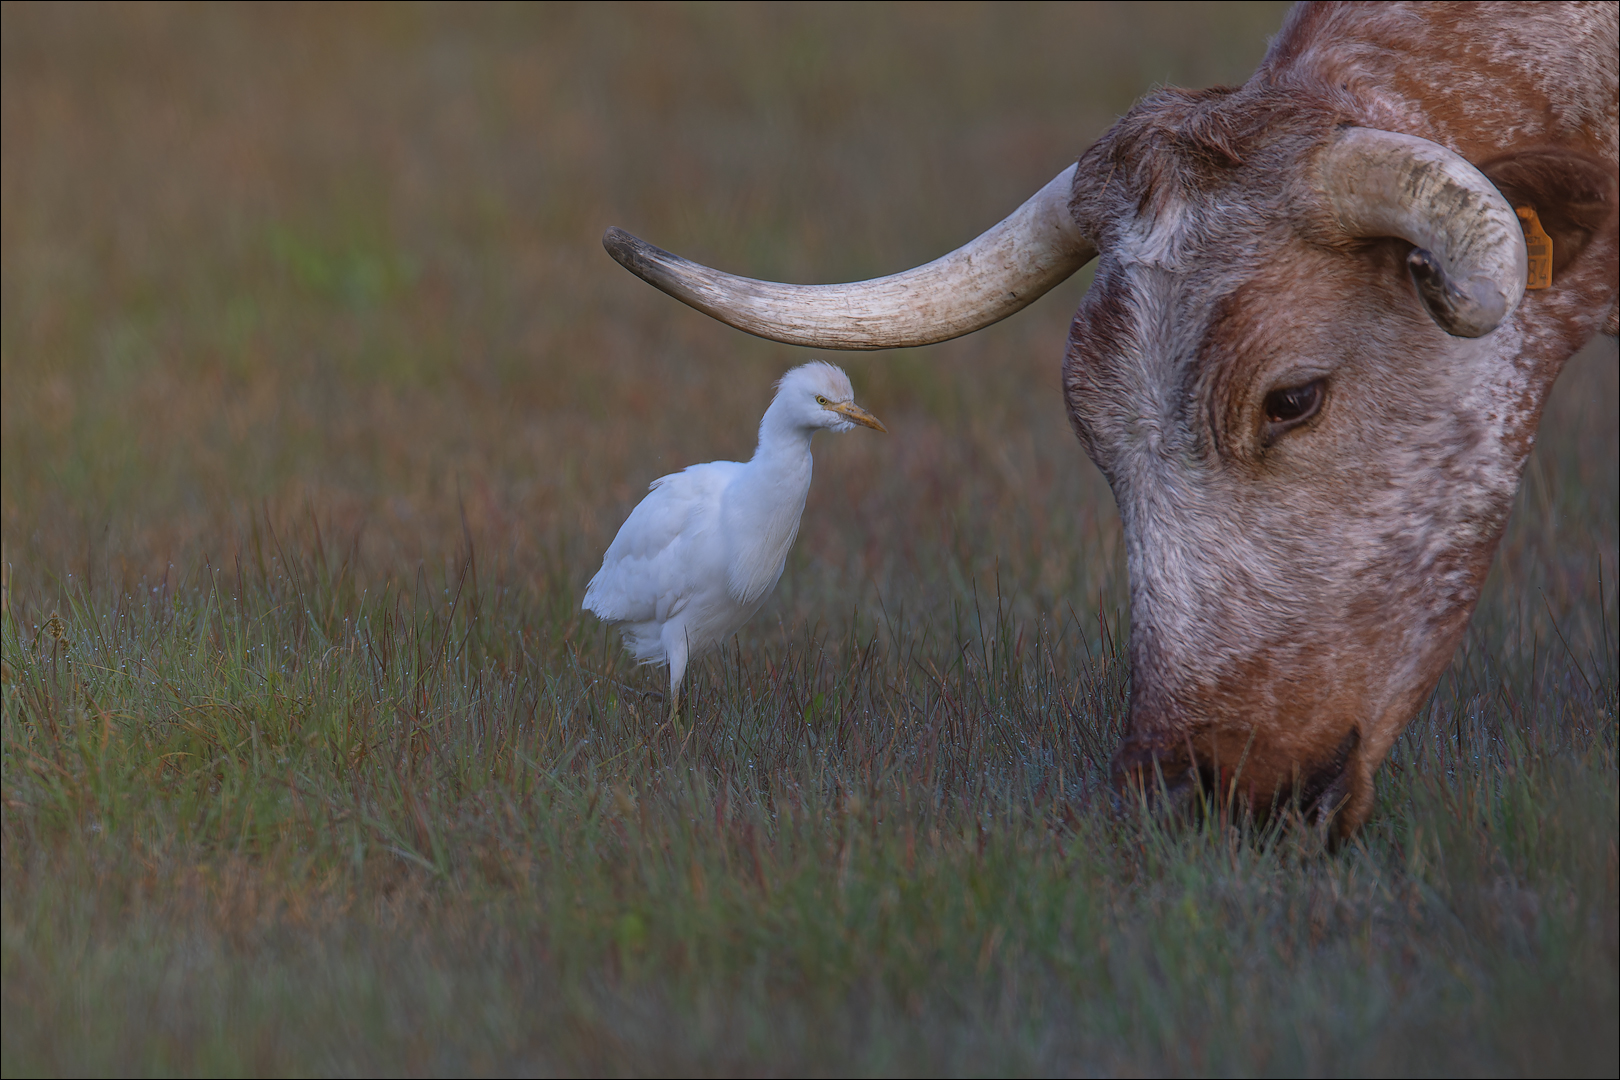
(831, 401, 887, 432)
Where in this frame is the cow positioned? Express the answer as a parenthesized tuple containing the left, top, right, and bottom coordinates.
(601, 2, 1619, 837)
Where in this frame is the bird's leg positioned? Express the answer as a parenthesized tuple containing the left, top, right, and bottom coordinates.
(662, 624, 690, 726)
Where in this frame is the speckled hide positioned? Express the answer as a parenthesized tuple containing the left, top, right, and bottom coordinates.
(1064, 2, 1618, 834)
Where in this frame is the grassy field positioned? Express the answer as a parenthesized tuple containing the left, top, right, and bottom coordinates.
(2, 3, 1616, 1075)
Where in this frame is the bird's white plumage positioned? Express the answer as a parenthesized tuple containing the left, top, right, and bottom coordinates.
(583, 362, 884, 704)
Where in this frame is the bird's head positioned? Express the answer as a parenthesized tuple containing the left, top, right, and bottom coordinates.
(774, 361, 887, 434)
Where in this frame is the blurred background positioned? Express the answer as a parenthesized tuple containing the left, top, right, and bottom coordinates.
(2, 1, 1612, 650)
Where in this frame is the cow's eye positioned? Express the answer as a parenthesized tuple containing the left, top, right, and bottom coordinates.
(1261, 379, 1324, 441)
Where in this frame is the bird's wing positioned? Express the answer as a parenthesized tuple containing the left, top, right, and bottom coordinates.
(582, 461, 742, 623)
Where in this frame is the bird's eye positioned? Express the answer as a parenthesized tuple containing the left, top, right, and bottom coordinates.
(1261, 379, 1325, 443)
(815, 395, 829, 406)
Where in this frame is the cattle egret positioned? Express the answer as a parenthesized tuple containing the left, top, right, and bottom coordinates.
(582, 361, 885, 713)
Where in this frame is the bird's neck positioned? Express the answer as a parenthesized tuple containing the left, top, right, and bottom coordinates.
(749, 405, 816, 475)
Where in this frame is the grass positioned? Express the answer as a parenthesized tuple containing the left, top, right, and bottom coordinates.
(2, 3, 1616, 1075)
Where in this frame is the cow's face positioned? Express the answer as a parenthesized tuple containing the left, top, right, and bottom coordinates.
(1063, 104, 1614, 833)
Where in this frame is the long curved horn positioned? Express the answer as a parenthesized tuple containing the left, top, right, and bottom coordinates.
(603, 164, 1096, 350)
(1317, 127, 1526, 338)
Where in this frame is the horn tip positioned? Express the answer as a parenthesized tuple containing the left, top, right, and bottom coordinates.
(602, 225, 635, 259)
(1406, 248, 1511, 338)
(602, 226, 680, 282)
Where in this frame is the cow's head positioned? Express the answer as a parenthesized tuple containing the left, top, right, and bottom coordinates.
(1059, 90, 1614, 831)
(601, 77, 1616, 836)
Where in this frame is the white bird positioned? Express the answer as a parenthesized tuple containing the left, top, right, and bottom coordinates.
(582, 361, 886, 714)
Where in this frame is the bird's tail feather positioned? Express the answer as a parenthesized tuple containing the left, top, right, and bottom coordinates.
(619, 622, 668, 666)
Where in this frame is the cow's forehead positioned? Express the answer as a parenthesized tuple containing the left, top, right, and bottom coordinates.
(1073, 185, 1330, 405)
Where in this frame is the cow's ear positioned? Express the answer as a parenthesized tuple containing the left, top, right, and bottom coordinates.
(1478, 149, 1617, 275)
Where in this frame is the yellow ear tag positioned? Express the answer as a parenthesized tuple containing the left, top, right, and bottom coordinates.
(1516, 206, 1552, 290)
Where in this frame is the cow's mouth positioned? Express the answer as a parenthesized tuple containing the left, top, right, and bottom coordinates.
(1110, 725, 1362, 834)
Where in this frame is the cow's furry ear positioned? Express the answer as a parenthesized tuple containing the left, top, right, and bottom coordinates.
(1478, 149, 1617, 276)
